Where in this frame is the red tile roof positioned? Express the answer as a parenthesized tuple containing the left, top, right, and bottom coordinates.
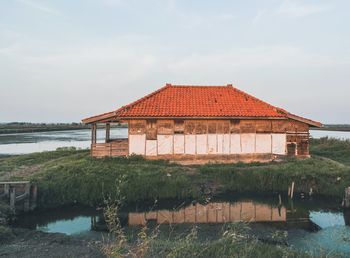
(82, 84, 322, 127)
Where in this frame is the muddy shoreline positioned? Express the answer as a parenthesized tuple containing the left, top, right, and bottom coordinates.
(0, 227, 104, 258)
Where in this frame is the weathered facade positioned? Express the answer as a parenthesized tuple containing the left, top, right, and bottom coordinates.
(82, 84, 321, 163)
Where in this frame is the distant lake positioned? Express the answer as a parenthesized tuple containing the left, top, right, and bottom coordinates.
(0, 128, 348, 156)
(0, 128, 128, 155)
(310, 129, 350, 140)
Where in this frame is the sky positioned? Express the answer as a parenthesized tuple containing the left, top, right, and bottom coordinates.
(0, 0, 349, 124)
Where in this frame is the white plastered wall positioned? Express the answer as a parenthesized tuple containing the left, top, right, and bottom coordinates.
(241, 134, 256, 154)
(185, 135, 196, 154)
(230, 134, 241, 154)
(217, 134, 224, 154)
(174, 134, 185, 154)
(136, 123, 288, 157)
(222, 134, 230, 154)
(129, 134, 146, 155)
(146, 140, 157, 156)
(158, 135, 173, 155)
(196, 134, 207, 154)
(255, 134, 272, 154)
(272, 134, 286, 155)
(208, 134, 217, 154)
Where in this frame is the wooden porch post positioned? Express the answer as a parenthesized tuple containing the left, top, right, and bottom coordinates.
(105, 123, 110, 143)
(91, 123, 97, 144)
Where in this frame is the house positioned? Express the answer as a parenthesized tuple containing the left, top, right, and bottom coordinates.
(82, 84, 322, 163)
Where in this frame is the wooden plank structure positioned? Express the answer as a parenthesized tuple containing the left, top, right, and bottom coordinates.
(0, 181, 37, 212)
(82, 84, 322, 163)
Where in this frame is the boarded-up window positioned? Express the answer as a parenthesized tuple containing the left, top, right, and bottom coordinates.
(256, 120, 272, 133)
(240, 121, 256, 133)
(184, 121, 196, 134)
(174, 120, 184, 134)
(287, 135, 297, 143)
(287, 143, 296, 156)
(230, 120, 240, 134)
(272, 120, 289, 133)
(195, 121, 207, 134)
(157, 120, 174, 135)
(217, 121, 230, 134)
(129, 120, 146, 135)
(298, 140, 309, 155)
(208, 121, 217, 134)
(296, 135, 309, 155)
(289, 121, 309, 133)
(146, 120, 157, 140)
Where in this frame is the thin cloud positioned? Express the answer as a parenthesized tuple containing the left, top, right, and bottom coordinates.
(277, 0, 330, 17)
(252, 9, 267, 25)
(100, 0, 127, 7)
(16, 0, 60, 15)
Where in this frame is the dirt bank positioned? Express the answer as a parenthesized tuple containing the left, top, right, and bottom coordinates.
(0, 228, 104, 258)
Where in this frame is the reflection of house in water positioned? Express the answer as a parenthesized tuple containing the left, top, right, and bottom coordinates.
(128, 202, 286, 226)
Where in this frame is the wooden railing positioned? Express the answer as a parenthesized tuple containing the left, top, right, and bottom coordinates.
(91, 138, 128, 157)
(0, 181, 37, 212)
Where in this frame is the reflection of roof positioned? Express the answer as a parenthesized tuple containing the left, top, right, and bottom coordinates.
(82, 84, 322, 127)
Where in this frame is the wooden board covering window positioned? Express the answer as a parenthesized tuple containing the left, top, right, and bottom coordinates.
(287, 143, 296, 156)
(255, 120, 272, 133)
(195, 120, 208, 134)
(298, 140, 309, 155)
(157, 120, 174, 135)
(272, 120, 289, 133)
(296, 135, 309, 155)
(289, 121, 309, 132)
(208, 121, 217, 134)
(217, 120, 230, 134)
(240, 120, 256, 133)
(146, 119, 157, 140)
(129, 120, 146, 135)
(174, 120, 184, 134)
(230, 120, 240, 134)
(184, 120, 196, 134)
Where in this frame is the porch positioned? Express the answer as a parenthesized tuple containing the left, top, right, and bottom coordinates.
(90, 123, 129, 157)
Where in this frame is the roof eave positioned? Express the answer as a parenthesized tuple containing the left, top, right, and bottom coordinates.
(82, 111, 117, 124)
(286, 114, 322, 128)
(83, 115, 288, 124)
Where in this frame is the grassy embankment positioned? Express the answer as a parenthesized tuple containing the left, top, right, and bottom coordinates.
(0, 137, 349, 208)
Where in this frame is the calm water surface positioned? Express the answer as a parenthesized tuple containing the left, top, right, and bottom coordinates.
(0, 128, 348, 155)
(14, 196, 350, 256)
(0, 128, 128, 155)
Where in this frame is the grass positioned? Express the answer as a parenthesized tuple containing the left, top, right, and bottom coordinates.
(310, 137, 350, 165)
(0, 148, 87, 180)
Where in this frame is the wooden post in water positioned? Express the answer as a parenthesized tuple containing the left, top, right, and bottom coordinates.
(23, 183, 31, 212)
(290, 182, 295, 199)
(4, 183, 10, 197)
(278, 194, 282, 206)
(344, 187, 350, 208)
(9, 187, 16, 210)
(30, 185, 37, 210)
